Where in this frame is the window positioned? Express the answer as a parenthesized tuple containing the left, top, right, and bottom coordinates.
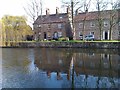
(79, 32, 83, 36)
(79, 32, 83, 40)
(90, 32, 94, 35)
(37, 24, 41, 28)
(90, 22, 95, 27)
(58, 24, 62, 29)
(102, 54, 109, 60)
(34, 24, 39, 28)
(58, 32, 62, 37)
(59, 59, 62, 64)
(59, 17, 63, 19)
(119, 22, 120, 26)
(79, 23, 83, 28)
(47, 32, 51, 37)
(48, 24, 51, 29)
(104, 21, 108, 27)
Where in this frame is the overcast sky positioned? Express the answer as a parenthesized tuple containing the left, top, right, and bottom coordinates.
(0, 0, 62, 19)
(0, 0, 117, 26)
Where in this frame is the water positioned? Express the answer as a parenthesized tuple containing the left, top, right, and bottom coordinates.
(1, 48, 120, 88)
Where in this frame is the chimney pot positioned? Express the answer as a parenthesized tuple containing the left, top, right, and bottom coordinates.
(46, 8, 50, 15)
(56, 7, 59, 14)
(67, 6, 70, 14)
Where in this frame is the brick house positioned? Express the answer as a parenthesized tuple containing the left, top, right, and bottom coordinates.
(33, 7, 73, 40)
(74, 9, 120, 40)
(33, 8, 120, 40)
(34, 48, 118, 78)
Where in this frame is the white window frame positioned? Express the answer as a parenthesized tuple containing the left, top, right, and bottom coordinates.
(59, 17, 63, 19)
(119, 22, 120, 26)
(58, 24, 62, 29)
(90, 22, 95, 27)
(79, 22, 83, 28)
(47, 32, 51, 37)
(58, 32, 62, 37)
(79, 32, 83, 37)
(102, 54, 109, 60)
(90, 32, 94, 35)
(104, 21, 108, 27)
(103, 30, 109, 40)
(37, 24, 41, 28)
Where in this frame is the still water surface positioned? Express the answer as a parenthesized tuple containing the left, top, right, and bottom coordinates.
(2, 48, 120, 88)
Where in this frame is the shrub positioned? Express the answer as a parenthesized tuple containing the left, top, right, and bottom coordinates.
(58, 37, 69, 41)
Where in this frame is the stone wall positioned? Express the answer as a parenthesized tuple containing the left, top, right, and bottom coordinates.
(2, 41, 120, 49)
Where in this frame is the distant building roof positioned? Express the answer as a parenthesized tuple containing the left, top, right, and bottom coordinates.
(33, 13, 69, 24)
(74, 10, 119, 21)
(34, 9, 119, 24)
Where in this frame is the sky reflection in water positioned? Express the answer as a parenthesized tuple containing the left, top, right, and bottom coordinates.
(2, 48, 119, 88)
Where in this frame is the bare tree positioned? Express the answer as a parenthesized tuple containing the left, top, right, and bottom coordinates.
(114, 0, 120, 9)
(95, 0, 108, 40)
(24, 0, 43, 23)
(61, 0, 91, 40)
(108, 1, 117, 40)
(81, 0, 91, 40)
(61, 0, 83, 40)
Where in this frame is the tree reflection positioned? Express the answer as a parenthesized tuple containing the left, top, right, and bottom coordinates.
(2, 48, 119, 88)
(33, 48, 119, 88)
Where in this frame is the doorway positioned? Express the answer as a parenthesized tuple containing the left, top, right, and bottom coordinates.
(53, 32, 58, 40)
(44, 32, 47, 39)
(105, 31, 108, 40)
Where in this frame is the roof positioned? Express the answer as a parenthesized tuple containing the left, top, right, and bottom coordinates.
(74, 10, 119, 22)
(34, 13, 69, 24)
(33, 9, 119, 24)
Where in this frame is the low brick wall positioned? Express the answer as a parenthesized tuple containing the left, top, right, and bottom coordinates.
(2, 41, 120, 49)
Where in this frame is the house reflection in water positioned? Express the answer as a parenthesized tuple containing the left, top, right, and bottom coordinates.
(34, 48, 72, 80)
(34, 48, 119, 88)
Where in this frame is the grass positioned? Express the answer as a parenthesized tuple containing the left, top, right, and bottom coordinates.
(2, 40, 120, 43)
(50, 40, 120, 42)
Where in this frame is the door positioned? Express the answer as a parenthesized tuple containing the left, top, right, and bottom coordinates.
(105, 31, 109, 40)
(53, 32, 58, 39)
(103, 31, 109, 40)
(44, 32, 47, 39)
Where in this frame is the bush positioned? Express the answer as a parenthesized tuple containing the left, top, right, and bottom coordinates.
(58, 37, 69, 41)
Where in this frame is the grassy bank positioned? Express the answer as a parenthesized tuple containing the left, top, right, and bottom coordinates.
(1, 40, 120, 43)
(1, 40, 119, 49)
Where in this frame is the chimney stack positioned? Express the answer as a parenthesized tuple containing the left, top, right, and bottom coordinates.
(56, 7, 59, 14)
(46, 8, 50, 15)
(67, 6, 70, 14)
